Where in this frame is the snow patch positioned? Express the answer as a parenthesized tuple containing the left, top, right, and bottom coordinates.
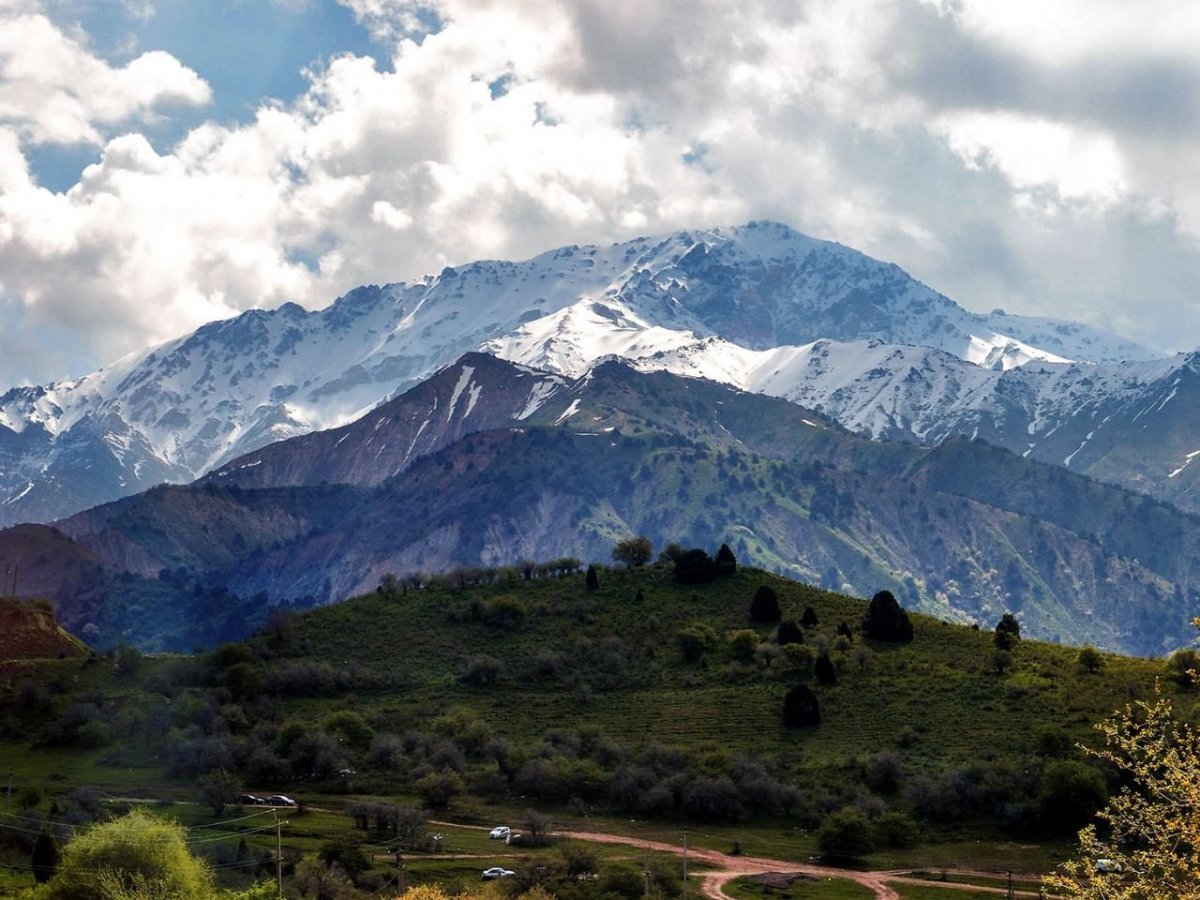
(1168, 449, 1200, 479)
(555, 398, 582, 424)
(446, 366, 475, 422)
(516, 379, 559, 420)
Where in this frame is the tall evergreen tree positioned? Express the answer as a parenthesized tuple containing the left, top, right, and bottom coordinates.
(862, 590, 914, 642)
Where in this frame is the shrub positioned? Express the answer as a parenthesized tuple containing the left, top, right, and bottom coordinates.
(1076, 645, 1104, 674)
(459, 655, 504, 685)
(727, 629, 760, 663)
(817, 807, 876, 859)
(676, 623, 717, 663)
(1040, 760, 1107, 832)
(875, 810, 920, 848)
(801, 606, 819, 628)
(673, 549, 718, 584)
(1166, 649, 1199, 688)
(33, 809, 216, 899)
(612, 537, 653, 568)
(413, 772, 465, 809)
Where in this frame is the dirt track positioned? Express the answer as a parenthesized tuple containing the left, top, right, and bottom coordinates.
(433, 821, 1048, 899)
(556, 830, 900, 900)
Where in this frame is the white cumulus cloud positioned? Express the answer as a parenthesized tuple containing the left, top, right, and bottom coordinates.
(0, 0, 1199, 388)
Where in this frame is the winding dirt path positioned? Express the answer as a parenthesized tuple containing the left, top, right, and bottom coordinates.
(556, 829, 900, 900)
(430, 821, 1049, 898)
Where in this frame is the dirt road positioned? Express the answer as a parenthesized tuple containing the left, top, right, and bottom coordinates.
(556, 829, 900, 900)
(432, 821, 1047, 899)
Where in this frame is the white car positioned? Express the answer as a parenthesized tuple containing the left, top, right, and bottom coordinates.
(488, 826, 511, 839)
(1096, 859, 1123, 874)
(482, 867, 516, 880)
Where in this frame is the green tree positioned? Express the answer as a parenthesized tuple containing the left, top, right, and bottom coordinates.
(612, 536, 653, 568)
(801, 606, 819, 628)
(817, 807, 876, 859)
(1039, 760, 1108, 832)
(1076, 644, 1104, 674)
(28, 809, 215, 900)
(197, 769, 237, 817)
(585, 565, 599, 591)
(1166, 648, 1200, 688)
(1044, 684, 1200, 897)
(413, 771, 464, 809)
(994, 612, 1021, 650)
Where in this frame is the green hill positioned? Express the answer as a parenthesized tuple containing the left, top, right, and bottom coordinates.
(0, 562, 1183, 844)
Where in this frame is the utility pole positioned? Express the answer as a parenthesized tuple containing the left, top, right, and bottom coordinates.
(1007, 869, 1013, 900)
(275, 811, 284, 898)
(10, 562, 16, 598)
(682, 830, 688, 900)
(5, 771, 12, 814)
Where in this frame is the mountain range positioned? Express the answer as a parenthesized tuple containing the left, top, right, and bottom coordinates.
(3, 220, 1199, 657)
(1, 353, 1196, 657)
(0, 221, 1157, 527)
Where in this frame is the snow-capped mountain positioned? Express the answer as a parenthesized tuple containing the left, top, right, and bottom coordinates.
(619, 335, 1200, 510)
(0, 220, 1157, 525)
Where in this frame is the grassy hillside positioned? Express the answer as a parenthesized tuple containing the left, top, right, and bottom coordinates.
(2, 562, 1192, 897)
(0, 565, 1181, 813)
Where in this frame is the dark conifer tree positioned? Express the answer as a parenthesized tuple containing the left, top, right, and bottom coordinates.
(32, 832, 57, 883)
(777, 620, 804, 645)
(783, 685, 821, 727)
(862, 590, 914, 642)
(750, 586, 782, 623)
(815, 652, 838, 685)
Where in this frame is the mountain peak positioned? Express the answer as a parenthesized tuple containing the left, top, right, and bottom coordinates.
(0, 222, 1163, 525)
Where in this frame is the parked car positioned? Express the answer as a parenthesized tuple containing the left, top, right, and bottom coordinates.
(265, 794, 296, 806)
(482, 868, 516, 880)
(1096, 859, 1123, 874)
(488, 825, 511, 839)
(237, 794, 262, 805)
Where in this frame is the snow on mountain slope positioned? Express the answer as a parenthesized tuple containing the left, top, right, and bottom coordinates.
(0, 220, 1159, 525)
(619, 334, 1200, 509)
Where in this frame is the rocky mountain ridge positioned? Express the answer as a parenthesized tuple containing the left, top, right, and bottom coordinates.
(0, 221, 1154, 525)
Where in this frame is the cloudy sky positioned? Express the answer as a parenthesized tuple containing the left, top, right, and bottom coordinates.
(1, 0, 1198, 386)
